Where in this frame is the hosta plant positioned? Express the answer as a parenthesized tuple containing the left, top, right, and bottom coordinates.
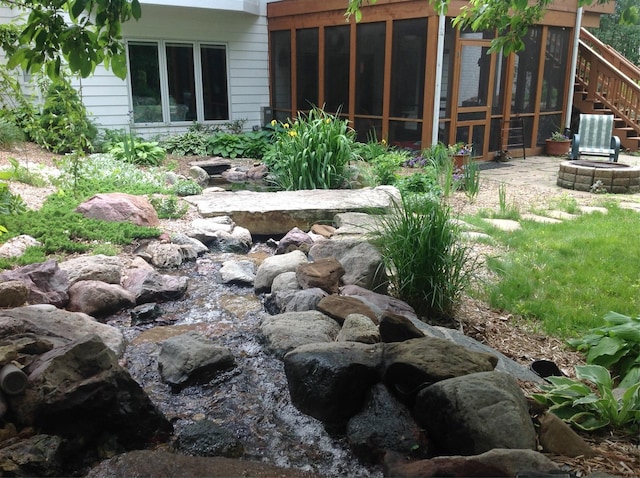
(531, 364, 640, 434)
(567, 311, 640, 388)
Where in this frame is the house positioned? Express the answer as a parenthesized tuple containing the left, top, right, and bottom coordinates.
(1, 0, 621, 158)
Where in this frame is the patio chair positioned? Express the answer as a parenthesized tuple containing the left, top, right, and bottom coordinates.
(570, 114, 620, 162)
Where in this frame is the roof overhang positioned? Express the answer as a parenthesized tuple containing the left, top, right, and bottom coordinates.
(139, 0, 261, 15)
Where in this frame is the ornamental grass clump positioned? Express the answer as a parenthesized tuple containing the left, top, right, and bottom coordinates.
(265, 107, 358, 190)
(369, 194, 476, 320)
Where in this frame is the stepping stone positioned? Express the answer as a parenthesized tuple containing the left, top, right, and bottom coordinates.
(520, 213, 562, 224)
(460, 231, 492, 242)
(578, 206, 608, 215)
(619, 201, 640, 212)
(483, 218, 521, 231)
(546, 210, 579, 220)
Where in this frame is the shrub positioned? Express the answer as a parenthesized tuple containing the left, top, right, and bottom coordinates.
(265, 107, 358, 190)
(369, 151, 407, 185)
(109, 136, 166, 166)
(38, 78, 97, 153)
(172, 179, 203, 197)
(0, 117, 24, 149)
(161, 130, 210, 156)
(369, 194, 476, 320)
(395, 170, 441, 197)
(148, 195, 188, 219)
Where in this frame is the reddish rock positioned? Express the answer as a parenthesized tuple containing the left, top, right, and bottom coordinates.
(296, 257, 345, 294)
(75, 193, 160, 227)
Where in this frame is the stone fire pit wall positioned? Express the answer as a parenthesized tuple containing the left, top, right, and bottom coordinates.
(557, 160, 640, 194)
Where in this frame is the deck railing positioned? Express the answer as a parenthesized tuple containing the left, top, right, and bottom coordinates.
(576, 28, 640, 130)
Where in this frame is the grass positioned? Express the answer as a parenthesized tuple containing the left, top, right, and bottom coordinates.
(479, 205, 640, 338)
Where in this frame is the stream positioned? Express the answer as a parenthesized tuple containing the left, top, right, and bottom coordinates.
(107, 246, 383, 478)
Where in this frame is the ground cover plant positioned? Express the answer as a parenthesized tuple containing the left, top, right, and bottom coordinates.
(477, 205, 640, 338)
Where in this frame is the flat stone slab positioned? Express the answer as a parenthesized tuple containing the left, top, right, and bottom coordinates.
(184, 186, 400, 236)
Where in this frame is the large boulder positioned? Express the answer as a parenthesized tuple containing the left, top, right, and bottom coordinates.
(8, 335, 172, 453)
(254, 250, 308, 294)
(308, 240, 387, 293)
(381, 337, 498, 404)
(283, 341, 382, 431)
(75, 192, 160, 227)
(336, 313, 380, 344)
(264, 288, 328, 315)
(219, 260, 255, 286)
(122, 257, 189, 304)
(157, 332, 236, 390)
(317, 295, 378, 325)
(0, 260, 69, 307)
(260, 310, 340, 358)
(58, 254, 123, 285)
(413, 371, 537, 456)
(67, 280, 135, 319)
(145, 241, 199, 268)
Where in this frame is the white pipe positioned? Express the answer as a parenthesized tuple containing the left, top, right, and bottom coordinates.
(565, 7, 583, 132)
(432, 10, 446, 146)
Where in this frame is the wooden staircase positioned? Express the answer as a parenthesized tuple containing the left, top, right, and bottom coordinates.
(573, 28, 640, 152)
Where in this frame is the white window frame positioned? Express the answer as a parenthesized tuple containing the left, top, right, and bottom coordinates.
(126, 39, 230, 125)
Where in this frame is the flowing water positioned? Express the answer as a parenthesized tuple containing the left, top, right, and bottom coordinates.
(107, 246, 383, 478)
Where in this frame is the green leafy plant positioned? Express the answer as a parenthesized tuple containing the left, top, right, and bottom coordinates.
(531, 364, 640, 434)
(38, 77, 97, 154)
(395, 170, 441, 197)
(161, 130, 210, 156)
(0, 167, 26, 236)
(109, 136, 166, 166)
(369, 194, 476, 320)
(0, 118, 24, 149)
(207, 132, 246, 158)
(265, 107, 358, 190)
(567, 311, 640, 387)
(148, 195, 188, 219)
(455, 160, 480, 201)
(369, 151, 407, 185)
(7, 158, 48, 187)
(172, 179, 203, 197)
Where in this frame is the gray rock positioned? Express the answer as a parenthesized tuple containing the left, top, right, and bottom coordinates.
(75, 192, 160, 227)
(146, 241, 199, 268)
(271, 271, 300, 293)
(309, 240, 387, 293)
(0, 280, 29, 308)
(0, 304, 124, 356)
(0, 234, 41, 259)
(264, 288, 328, 315)
(413, 371, 537, 455)
(341, 284, 416, 319)
(58, 254, 123, 285)
(283, 341, 382, 430)
(189, 165, 210, 187)
(67, 280, 135, 319)
(254, 250, 308, 294)
(130, 302, 162, 325)
(260, 310, 340, 358)
(158, 332, 235, 389)
(333, 212, 381, 236)
(276, 227, 314, 254)
(122, 257, 189, 304)
(189, 217, 234, 244)
(174, 420, 243, 458)
(379, 311, 425, 343)
(336, 314, 380, 344)
(347, 383, 427, 463)
(0, 260, 69, 307)
(170, 233, 209, 255)
(0, 434, 64, 477)
(381, 336, 498, 404)
(219, 260, 255, 285)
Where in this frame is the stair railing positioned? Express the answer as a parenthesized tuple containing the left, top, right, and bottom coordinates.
(576, 28, 640, 133)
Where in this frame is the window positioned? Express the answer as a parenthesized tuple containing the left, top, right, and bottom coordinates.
(128, 41, 229, 124)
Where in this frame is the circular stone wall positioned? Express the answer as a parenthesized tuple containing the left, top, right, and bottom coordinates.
(557, 160, 640, 194)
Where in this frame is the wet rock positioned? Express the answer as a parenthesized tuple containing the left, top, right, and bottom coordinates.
(9, 335, 172, 452)
(145, 241, 199, 268)
(379, 311, 425, 343)
(0, 305, 124, 356)
(413, 371, 536, 455)
(276, 227, 314, 255)
(347, 383, 428, 463)
(130, 302, 162, 325)
(169, 233, 209, 255)
(188, 217, 253, 253)
(211, 226, 252, 253)
(157, 332, 235, 390)
(219, 260, 255, 285)
(264, 288, 328, 314)
(0, 434, 64, 477)
(270, 271, 300, 293)
(538, 410, 595, 457)
(296, 257, 344, 294)
(122, 257, 189, 304)
(0, 234, 41, 259)
(75, 192, 160, 227)
(308, 240, 387, 293)
(383, 448, 560, 477)
(85, 449, 322, 478)
(67, 280, 135, 319)
(317, 295, 378, 325)
(58, 254, 123, 285)
(260, 310, 340, 358)
(174, 420, 244, 458)
(283, 341, 382, 431)
(0, 280, 29, 308)
(254, 250, 308, 294)
(381, 336, 498, 405)
(0, 260, 69, 307)
(336, 313, 380, 344)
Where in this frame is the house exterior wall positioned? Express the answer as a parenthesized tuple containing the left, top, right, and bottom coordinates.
(0, 2, 270, 138)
